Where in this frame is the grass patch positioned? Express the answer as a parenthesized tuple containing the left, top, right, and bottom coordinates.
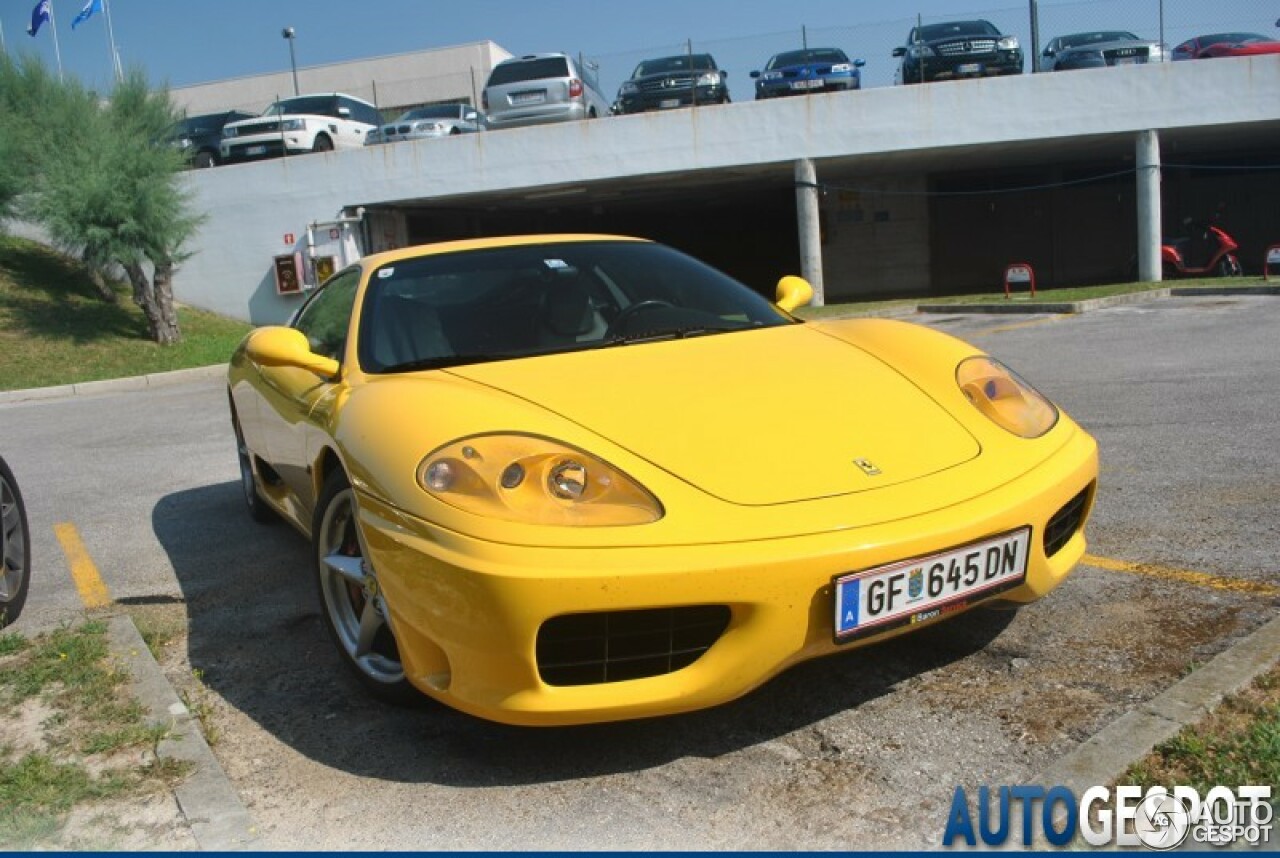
(1124, 662, 1280, 794)
(0, 621, 192, 848)
(0, 234, 251, 392)
(797, 276, 1270, 319)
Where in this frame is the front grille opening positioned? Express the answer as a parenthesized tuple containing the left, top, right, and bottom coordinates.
(536, 606, 731, 686)
(1044, 483, 1094, 558)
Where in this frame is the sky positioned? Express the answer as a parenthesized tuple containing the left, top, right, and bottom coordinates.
(0, 0, 1273, 100)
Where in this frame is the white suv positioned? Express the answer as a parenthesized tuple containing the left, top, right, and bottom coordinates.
(221, 93, 381, 163)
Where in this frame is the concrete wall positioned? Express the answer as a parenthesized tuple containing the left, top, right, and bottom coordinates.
(821, 175, 930, 301)
(170, 41, 512, 116)
(173, 57, 1280, 324)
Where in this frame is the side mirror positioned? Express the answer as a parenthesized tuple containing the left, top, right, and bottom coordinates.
(750, 70, 761, 78)
(892, 46, 906, 57)
(854, 58, 867, 68)
(246, 326, 339, 379)
(775, 275, 814, 313)
(722, 70, 729, 77)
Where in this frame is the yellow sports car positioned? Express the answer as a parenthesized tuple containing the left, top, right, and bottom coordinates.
(227, 234, 1097, 726)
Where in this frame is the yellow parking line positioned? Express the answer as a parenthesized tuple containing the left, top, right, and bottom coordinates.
(1083, 553, 1279, 597)
(972, 317, 1063, 337)
(53, 523, 112, 609)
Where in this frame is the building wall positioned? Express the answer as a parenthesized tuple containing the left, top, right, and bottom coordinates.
(821, 175, 930, 301)
(169, 41, 513, 116)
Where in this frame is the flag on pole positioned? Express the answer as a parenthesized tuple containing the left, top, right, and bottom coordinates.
(72, 0, 103, 30)
(28, 0, 52, 36)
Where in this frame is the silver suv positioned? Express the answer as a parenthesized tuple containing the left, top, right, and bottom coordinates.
(482, 53, 610, 130)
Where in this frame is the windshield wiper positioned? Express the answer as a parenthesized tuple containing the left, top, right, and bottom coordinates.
(379, 352, 521, 373)
(602, 326, 736, 346)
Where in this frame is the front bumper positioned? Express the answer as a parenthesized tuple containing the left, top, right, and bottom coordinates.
(902, 52, 1022, 83)
(618, 84, 728, 113)
(355, 426, 1097, 726)
(755, 73, 859, 98)
(221, 133, 310, 162)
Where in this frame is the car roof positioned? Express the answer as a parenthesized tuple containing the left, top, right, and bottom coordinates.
(358, 234, 649, 270)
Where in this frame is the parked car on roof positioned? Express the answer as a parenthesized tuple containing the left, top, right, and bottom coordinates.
(220, 93, 381, 163)
(365, 104, 485, 145)
(482, 53, 610, 130)
(751, 47, 864, 99)
(166, 110, 256, 168)
(615, 53, 729, 114)
(1171, 32, 1280, 59)
(893, 20, 1023, 84)
(1040, 31, 1165, 70)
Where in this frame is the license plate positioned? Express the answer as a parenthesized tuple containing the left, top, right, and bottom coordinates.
(246, 145, 266, 156)
(834, 527, 1030, 641)
(792, 79, 823, 90)
(511, 91, 545, 105)
(956, 63, 983, 74)
(659, 98, 681, 109)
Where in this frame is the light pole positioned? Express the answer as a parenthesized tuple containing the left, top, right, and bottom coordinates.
(282, 27, 299, 96)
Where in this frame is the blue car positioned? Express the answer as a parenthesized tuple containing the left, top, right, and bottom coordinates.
(750, 47, 865, 99)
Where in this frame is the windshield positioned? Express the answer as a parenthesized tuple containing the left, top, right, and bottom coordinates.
(486, 57, 571, 87)
(1060, 31, 1140, 48)
(766, 48, 849, 69)
(264, 96, 336, 117)
(633, 55, 716, 77)
(398, 105, 465, 121)
(916, 21, 1000, 41)
(358, 241, 794, 373)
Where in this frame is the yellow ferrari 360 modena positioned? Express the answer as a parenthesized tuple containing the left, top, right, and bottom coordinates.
(227, 234, 1097, 726)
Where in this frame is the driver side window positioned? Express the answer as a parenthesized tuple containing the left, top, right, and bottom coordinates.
(293, 269, 360, 361)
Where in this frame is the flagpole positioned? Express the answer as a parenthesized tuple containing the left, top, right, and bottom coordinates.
(1, 17, 8, 55)
(49, 0, 65, 81)
(103, 0, 122, 81)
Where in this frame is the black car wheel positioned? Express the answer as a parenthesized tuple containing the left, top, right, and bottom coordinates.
(312, 134, 334, 153)
(313, 470, 418, 704)
(193, 150, 217, 169)
(230, 402, 276, 524)
(0, 457, 31, 628)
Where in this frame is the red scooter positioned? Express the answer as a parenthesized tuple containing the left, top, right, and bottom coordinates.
(1162, 216, 1243, 277)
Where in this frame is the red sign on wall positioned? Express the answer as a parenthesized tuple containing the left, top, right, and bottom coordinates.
(283, 233, 295, 245)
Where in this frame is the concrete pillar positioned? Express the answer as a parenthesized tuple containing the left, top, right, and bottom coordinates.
(1136, 130, 1162, 282)
(794, 158, 825, 306)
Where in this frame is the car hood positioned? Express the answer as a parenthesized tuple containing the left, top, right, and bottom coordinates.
(444, 324, 981, 506)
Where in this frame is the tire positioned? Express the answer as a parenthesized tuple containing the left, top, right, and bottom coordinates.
(449, 126, 461, 135)
(193, 150, 217, 169)
(0, 457, 31, 628)
(313, 470, 418, 704)
(231, 408, 276, 524)
(1219, 256, 1243, 277)
(311, 134, 334, 153)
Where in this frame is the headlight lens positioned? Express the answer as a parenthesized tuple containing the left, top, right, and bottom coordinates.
(282, 118, 306, 131)
(223, 126, 238, 138)
(830, 63, 852, 73)
(418, 434, 663, 526)
(908, 45, 936, 58)
(696, 71, 722, 86)
(956, 357, 1058, 438)
(997, 36, 1020, 50)
(761, 71, 783, 81)
(620, 81, 638, 94)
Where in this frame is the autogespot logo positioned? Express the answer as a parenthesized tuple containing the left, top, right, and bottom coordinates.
(942, 784, 1274, 849)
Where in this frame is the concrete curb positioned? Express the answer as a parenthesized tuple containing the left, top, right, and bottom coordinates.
(1034, 612, 1280, 794)
(918, 289, 1174, 315)
(0, 364, 227, 406)
(108, 615, 260, 851)
(1170, 285, 1280, 297)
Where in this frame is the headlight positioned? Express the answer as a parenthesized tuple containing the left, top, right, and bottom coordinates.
(761, 71, 783, 81)
(696, 71, 722, 86)
(176, 137, 192, 149)
(997, 36, 1020, 50)
(908, 45, 936, 58)
(418, 434, 663, 526)
(223, 127, 238, 138)
(620, 81, 638, 94)
(282, 118, 306, 131)
(956, 357, 1058, 438)
(830, 63, 853, 73)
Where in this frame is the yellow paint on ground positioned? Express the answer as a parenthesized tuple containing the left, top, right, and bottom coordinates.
(53, 523, 112, 609)
(972, 316, 1063, 337)
(1084, 553, 1279, 597)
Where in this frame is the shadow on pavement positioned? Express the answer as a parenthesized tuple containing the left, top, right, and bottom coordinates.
(153, 480, 1013, 787)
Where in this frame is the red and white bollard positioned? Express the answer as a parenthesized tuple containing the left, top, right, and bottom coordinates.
(1003, 263, 1036, 299)
(1264, 245, 1280, 282)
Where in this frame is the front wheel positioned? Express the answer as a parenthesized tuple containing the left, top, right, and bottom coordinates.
(0, 457, 31, 628)
(311, 134, 334, 153)
(232, 412, 276, 524)
(1219, 255, 1243, 277)
(313, 471, 418, 704)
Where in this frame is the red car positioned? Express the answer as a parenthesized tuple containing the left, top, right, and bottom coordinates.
(1171, 32, 1280, 59)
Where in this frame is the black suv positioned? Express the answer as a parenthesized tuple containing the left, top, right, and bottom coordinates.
(893, 20, 1023, 84)
(166, 110, 256, 168)
(614, 53, 729, 114)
